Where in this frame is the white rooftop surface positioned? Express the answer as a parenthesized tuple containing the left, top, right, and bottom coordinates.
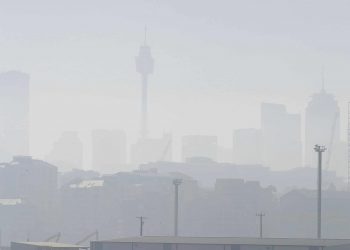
(0, 198, 22, 206)
(14, 242, 83, 248)
(69, 180, 104, 189)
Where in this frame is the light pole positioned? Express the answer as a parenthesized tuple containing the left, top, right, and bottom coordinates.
(173, 179, 182, 236)
(314, 144, 326, 239)
(136, 216, 146, 236)
(256, 213, 265, 238)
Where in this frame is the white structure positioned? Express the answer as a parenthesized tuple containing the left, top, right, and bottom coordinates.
(11, 242, 84, 250)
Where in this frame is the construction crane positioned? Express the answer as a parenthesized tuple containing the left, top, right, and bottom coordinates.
(159, 138, 171, 162)
(75, 230, 99, 245)
(44, 232, 61, 242)
(325, 111, 339, 170)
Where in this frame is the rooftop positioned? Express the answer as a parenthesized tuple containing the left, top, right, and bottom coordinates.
(0, 199, 22, 206)
(13, 242, 84, 248)
(97, 236, 350, 247)
(69, 180, 104, 189)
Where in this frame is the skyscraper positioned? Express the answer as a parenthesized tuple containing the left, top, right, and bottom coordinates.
(305, 88, 340, 167)
(92, 129, 127, 173)
(182, 135, 218, 162)
(135, 28, 154, 138)
(233, 129, 262, 165)
(0, 71, 30, 161)
(47, 131, 83, 170)
(261, 103, 302, 169)
(130, 133, 172, 165)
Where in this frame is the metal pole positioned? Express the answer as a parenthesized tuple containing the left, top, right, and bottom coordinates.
(314, 144, 326, 239)
(173, 179, 182, 236)
(136, 216, 146, 236)
(348, 102, 350, 191)
(256, 213, 265, 238)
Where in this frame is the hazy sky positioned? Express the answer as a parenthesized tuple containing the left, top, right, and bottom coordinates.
(0, 0, 350, 166)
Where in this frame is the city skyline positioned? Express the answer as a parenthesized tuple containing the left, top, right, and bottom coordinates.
(1, 1, 350, 247)
(0, 1, 349, 167)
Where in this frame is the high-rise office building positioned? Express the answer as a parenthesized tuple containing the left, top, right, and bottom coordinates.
(47, 131, 83, 170)
(233, 128, 262, 165)
(261, 103, 302, 169)
(182, 135, 218, 162)
(130, 133, 172, 165)
(92, 129, 127, 173)
(305, 88, 340, 167)
(0, 71, 30, 162)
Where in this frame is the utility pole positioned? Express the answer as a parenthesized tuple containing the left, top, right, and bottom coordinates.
(314, 144, 326, 239)
(173, 179, 182, 236)
(136, 216, 146, 236)
(256, 213, 265, 238)
(348, 102, 350, 191)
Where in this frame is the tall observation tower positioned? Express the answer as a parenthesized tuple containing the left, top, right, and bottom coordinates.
(135, 28, 154, 138)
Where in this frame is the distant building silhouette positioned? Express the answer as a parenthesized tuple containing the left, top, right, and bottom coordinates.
(182, 135, 218, 162)
(140, 160, 340, 190)
(305, 88, 340, 167)
(92, 129, 127, 173)
(0, 71, 30, 162)
(0, 156, 58, 244)
(130, 133, 172, 165)
(0, 156, 57, 207)
(261, 103, 302, 169)
(233, 128, 262, 165)
(47, 131, 83, 170)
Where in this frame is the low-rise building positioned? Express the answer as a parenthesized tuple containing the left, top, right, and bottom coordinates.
(91, 236, 350, 250)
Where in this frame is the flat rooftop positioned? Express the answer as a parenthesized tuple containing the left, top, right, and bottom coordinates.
(13, 242, 84, 248)
(97, 236, 350, 247)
